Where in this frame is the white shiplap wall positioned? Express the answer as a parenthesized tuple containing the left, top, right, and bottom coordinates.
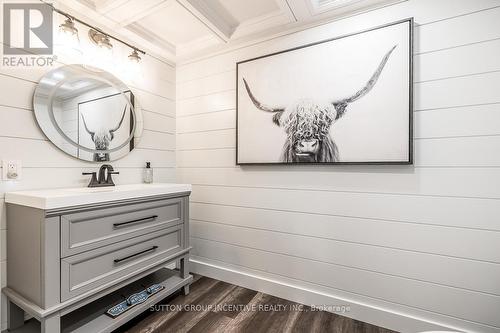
(176, 1, 500, 332)
(0, 26, 176, 329)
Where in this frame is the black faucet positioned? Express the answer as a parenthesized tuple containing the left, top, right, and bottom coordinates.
(82, 164, 119, 187)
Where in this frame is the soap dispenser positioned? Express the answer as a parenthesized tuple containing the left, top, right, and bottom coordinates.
(143, 162, 153, 183)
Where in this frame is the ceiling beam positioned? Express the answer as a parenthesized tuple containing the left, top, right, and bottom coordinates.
(177, 0, 234, 43)
(285, 0, 313, 21)
(126, 22, 177, 55)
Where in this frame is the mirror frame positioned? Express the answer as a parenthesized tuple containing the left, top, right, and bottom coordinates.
(33, 64, 143, 162)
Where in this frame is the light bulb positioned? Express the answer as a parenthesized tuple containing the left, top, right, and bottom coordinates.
(56, 17, 82, 57)
(97, 35, 113, 51)
(126, 49, 142, 77)
(88, 29, 114, 68)
(128, 49, 141, 63)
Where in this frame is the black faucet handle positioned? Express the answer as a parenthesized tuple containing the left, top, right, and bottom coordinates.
(82, 172, 99, 188)
(106, 171, 118, 186)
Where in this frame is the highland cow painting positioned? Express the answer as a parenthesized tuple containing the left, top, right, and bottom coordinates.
(236, 19, 413, 165)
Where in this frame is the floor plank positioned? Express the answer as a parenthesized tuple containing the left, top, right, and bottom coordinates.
(187, 311, 232, 333)
(116, 276, 398, 333)
(224, 293, 300, 333)
(213, 286, 258, 319)
(155, 281, 235, 332)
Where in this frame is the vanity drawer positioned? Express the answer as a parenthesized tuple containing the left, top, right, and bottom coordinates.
(61, 197, 184, 257)
(61, 225, 183, 301)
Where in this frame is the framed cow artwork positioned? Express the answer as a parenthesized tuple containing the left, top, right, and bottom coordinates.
(236, 18, 413, 165)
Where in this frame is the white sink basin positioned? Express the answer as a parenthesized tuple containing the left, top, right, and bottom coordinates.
(5, 183, 192, 210)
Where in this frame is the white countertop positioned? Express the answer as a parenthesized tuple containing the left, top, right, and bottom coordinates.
(4, 183, 192, 210)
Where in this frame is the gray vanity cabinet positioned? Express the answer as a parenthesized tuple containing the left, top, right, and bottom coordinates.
(3, 192, 192, 333)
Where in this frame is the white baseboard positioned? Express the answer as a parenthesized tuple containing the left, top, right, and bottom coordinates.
(190, 256, 493, 333)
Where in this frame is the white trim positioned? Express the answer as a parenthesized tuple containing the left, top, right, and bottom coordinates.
(190, 257, 493, 333)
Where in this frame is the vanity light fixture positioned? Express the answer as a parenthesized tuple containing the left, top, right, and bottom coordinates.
(57, 16, 82, 56)
(128, 49, 142, 63)
(89, 29, 113, 51)
(88, 29, 113, 64)
(127, 49, 142, 76)
(59, 17, 78, 38)
(40, 0, 146, 64)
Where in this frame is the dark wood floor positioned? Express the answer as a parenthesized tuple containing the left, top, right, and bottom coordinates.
(117, 276, 398, 333)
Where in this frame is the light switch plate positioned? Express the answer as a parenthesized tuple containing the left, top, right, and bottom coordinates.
(2, 160, 22, 180)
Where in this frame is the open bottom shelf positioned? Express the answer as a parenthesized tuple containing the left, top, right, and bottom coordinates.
(4, 268, 192, 333)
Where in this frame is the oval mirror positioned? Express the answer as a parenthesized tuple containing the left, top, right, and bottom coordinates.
(33, 64, 143, 162)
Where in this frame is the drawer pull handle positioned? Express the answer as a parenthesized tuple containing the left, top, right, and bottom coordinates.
(114, 246, 158, 264)
(113, 215, 158, 228)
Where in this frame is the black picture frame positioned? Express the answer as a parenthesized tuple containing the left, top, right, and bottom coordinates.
(77, 90, 135, 159)
(236, 18, 414, 166)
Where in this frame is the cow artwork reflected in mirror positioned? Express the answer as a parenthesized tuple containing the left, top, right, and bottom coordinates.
(80, 105, 128, 162)
(237, 19, 413, 165)
(33, 65, 143, 162)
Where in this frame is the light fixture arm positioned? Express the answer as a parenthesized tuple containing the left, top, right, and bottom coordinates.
(40, 0, 146, 55)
